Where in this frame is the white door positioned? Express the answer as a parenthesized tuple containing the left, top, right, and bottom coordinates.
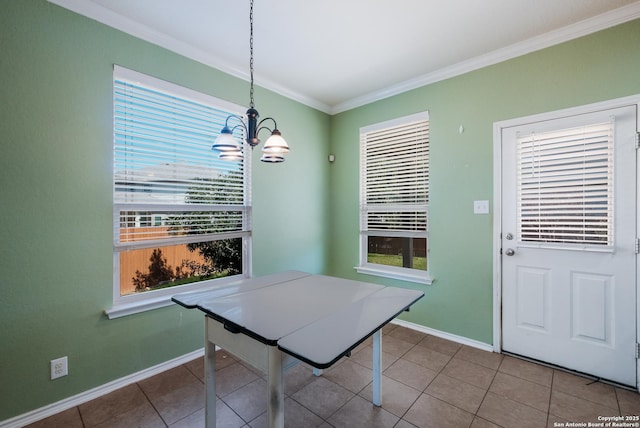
(501, 105, 637, 386)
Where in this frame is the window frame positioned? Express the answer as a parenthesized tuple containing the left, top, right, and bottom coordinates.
(356, 111, 433, 285)
(107, 66, 252, 319)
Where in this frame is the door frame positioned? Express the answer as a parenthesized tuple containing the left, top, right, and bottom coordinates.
(492, 94, 640, 390)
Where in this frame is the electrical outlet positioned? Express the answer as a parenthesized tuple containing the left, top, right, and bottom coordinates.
(473, 200, 490, 215)
(51, 356, 68, 380)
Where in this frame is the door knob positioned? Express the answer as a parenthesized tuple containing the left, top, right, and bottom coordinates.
(504, 248, 515, 256)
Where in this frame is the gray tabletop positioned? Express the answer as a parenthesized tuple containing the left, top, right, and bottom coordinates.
(173, 271, 424, 368)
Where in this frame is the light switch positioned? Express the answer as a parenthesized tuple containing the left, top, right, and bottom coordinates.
(474, 200, 489, 215)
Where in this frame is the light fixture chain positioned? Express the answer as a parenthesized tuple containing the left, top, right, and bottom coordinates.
(212, 0, 287, 163)
(249, 0, 255, 109)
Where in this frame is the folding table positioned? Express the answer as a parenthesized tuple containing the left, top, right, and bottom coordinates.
(172, 271, 424, 428)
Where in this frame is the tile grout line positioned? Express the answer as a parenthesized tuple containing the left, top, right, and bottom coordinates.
(76, 405, 88, 428)
(317, 330, 427, 427)
(363, 334, 423, 427)
(134, 381, 169, 427)
(546, 368, 556, 427)
(26, 326, 640, 427)
(472, 345, 500, 425)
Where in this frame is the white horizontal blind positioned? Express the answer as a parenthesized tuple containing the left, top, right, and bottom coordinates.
(117, 207, 245, 243)
(114, 67, 249, 247)
(360, 114, 429, 235)
(517, 122, 614, 247)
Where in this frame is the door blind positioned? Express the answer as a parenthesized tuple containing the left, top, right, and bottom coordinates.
(516, 122, 614, 247)
(360, 117, 429, 234)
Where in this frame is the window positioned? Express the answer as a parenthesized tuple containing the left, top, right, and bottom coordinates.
(357, 112, 431, 284)
(109, 66, 251, 318)
(517, 122, 614, 249)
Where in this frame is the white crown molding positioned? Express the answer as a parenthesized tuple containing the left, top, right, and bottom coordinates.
(47, 0, 332, 113)
(330, 1, 640, 114)
(47, 0, 246, 80)
(48, 0, 640, 115)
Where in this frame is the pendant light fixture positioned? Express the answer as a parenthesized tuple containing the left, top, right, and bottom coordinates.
(212, 0, 289, 163)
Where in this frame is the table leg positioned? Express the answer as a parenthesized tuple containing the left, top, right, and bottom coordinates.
(267, 346, 285, 428)
(205, 322, 217, 428)
(372, 329, 382, 406)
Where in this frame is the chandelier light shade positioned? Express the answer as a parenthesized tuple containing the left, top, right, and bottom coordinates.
(212, 0, 289, 163)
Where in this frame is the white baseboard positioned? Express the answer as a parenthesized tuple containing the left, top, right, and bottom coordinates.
(2, 322, 490, 428)
(391, 319, 494, 353)
(0, 349, 204, 428)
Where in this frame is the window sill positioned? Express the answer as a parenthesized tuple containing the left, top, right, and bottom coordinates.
(106, 295, 176, 319)
(106, 275, 248, 319)
(355, 265, 434, 285)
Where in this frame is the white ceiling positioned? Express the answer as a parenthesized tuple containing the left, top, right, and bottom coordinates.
(50, 0, 640, 114)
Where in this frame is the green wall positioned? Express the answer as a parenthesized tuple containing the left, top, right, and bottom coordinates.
(328, 19, 640, 344)
(0, 1, 329, 420)
(2, 0, 640, 422)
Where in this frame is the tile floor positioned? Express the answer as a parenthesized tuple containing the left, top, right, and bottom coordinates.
(26, 324, 640, 428)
